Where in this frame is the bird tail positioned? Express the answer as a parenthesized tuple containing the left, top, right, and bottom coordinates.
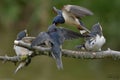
(14, 62, 26, 74)
(56, 58, 63, 70)
(51, 52, 63, 70)
(53, 6, 62, 15)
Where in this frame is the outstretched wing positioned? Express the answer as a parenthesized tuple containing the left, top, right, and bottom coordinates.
(31, 32, 53, 47)
(53, 6, 62, 15)
(62, 5, 93, 18)
(90, 23, 103, 36)
(59, 27, 88, 40)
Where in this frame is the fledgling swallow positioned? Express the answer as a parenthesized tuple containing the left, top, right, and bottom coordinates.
(76, 23, 106, 51)
(31, 24, 88, 69)
(14, 30, 32, 73)
(52, 5, 93, 34)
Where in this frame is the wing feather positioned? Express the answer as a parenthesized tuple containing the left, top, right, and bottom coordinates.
(31, 32, 53, 47)
(62, 5, 93, 18)
(59, 27, 87, 40)
(91, 23, 102, 36)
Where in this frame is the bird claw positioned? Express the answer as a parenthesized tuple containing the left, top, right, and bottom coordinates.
(75, 44, 85, 50)
(20, 55, 31, 66)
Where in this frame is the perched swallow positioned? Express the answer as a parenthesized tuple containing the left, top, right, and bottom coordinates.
(31, 24, 87, 69)
(14, 30, 32, 73)
(52, 5, 93, 34)
(76, 23, 106, 51)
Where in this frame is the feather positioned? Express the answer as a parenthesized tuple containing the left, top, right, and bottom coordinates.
(62, 5, 93, 19)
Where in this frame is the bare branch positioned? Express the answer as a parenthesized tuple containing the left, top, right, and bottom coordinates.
(62, 48, 120, 59)
(1, 37, 120, 64)
(0, 37, 120, 73)
(0, 55, 20, 63)
(15, 37, 120, 60)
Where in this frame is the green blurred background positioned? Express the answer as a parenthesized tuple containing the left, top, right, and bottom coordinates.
(0, 0, 120, 80)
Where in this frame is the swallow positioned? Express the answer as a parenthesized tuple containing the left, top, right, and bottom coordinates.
(31, 24, 87, 69)
(14, 30, 32, 73)
(76, 23, 106, 51)
(52, 5, 93, 34)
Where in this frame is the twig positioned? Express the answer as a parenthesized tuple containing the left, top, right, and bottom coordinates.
(0, 55, 20, 63)
(15, 37, 120, 59)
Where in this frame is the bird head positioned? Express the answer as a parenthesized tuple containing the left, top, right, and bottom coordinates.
(52, 15, 65, 25)
(16, 29, 28, 40)
(52, 7, 65, 25)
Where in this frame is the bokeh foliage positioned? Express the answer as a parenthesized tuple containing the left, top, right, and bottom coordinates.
(0, 0, 120, 80)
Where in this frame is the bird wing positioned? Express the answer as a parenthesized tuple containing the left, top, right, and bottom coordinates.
(53, 6, 62, 15)
(31, 32, 53, 47)
(59, 27, 87, 40)
(14, 45, 30, 56)
(62, 5, 93, 18)
(90, 23, 103, 36)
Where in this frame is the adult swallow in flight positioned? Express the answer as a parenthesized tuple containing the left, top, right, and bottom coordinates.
(52, 5, 93, 34)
